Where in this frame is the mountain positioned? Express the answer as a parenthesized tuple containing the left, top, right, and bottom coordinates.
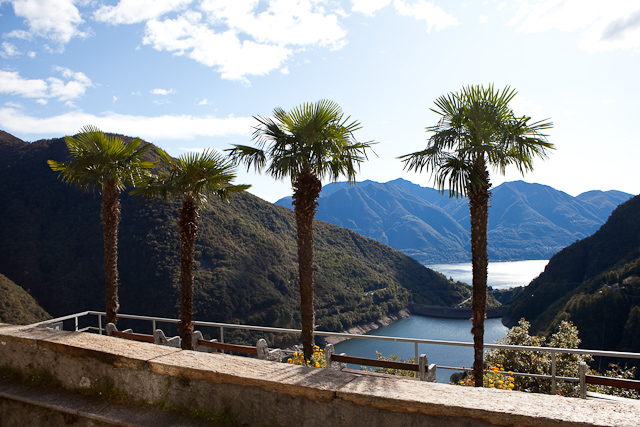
(276, 178, 633, 263)
(505, 194, 640, 352)
(0, 131, 471, 343)
(0, 273, 51, 325)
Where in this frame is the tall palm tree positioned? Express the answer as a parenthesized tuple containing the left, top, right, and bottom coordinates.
(132, 149, 249, 350)
(399, 85, 554, 387)
(48, 125, 155, 325)
(228, 99, 375, 361)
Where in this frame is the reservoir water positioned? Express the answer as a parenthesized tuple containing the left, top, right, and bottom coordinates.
(334, 260, 549, 383)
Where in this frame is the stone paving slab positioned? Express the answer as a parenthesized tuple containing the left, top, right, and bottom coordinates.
(337, 373, 640, 426)
(150, 349, 358, 402)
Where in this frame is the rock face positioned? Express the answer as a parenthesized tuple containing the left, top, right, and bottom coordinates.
(277, 179, 633, 263)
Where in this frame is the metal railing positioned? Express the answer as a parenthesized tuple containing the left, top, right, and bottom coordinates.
(29, 311, 640, 395)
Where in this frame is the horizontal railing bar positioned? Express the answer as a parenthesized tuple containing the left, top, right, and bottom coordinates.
(586, 375, 640, 390)
(332, 354, 419, 371)
(38, 311, 640, 361)
(197, 339, 258, 355)
(111, 330, 155, 343)
(28, 311, 93, 328)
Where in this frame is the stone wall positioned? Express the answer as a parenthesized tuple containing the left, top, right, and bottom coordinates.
(1, 323, 639, 427)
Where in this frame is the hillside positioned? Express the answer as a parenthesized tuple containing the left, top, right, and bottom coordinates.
(0, 273, 51, 325)
(276, 179, 632, 263)
(505, 194, 640, 352)
(0, 131, 471, 341)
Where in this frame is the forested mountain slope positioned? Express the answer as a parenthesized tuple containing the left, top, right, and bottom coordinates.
(0, 273, 51, 325)
(0, 131, 470, 339)
(505, 194, 640, 352)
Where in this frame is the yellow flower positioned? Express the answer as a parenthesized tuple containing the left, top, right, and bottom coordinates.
(489, 384, 495, 388)
(489, 379, 493, 384)
(293, 352, 298, 357)
(509, 377, 515, 382)
(496, 364, 501, 367)
(508, 371, 513, 375)
(508, 383, 515, 389)
(498, 380, 504, 385)
(288, 359, 292, 363)
(314, 362, 320, 368)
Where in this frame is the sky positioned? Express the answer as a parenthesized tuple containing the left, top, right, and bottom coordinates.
(1, 0, 639, 203)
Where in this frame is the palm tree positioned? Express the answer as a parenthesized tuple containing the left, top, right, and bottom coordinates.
(399, 85, 554, 387)
(132, 149, 249, 350)
(48, 125, 155, 325)
(228, 99, 375, 361)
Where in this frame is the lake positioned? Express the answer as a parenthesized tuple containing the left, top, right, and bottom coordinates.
(426, 259, 549, 289)
(334, 259, 549, 383)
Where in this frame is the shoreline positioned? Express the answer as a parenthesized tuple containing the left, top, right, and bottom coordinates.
(319, 308, 411, 345)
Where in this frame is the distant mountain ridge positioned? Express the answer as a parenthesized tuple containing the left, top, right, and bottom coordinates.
(276, 179, 633, 263)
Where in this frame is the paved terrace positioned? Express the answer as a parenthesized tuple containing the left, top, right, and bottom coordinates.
(0, 323, 639, 426)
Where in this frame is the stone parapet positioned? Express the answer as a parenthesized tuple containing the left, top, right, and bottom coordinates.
(0, 323, 639, 426)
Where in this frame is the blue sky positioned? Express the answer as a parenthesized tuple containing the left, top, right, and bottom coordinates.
(1, 0, 639, 202)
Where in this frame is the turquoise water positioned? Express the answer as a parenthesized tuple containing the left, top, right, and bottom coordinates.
(333, 260, 549, 383)
(334, 315, 507, 383)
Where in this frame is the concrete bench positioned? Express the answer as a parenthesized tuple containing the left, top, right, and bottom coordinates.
(324, 344, 436, 382)
(579, 361, 640, 400)
(105, 323, 181, 348)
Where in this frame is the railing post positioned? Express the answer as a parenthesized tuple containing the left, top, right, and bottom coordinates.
(220, 326, 224, 353)
(152, 319, 156, 334)
(75, 316, 78, 332)
(98, 314, 103, 335)
(415, 342, 419, 378)
(551, 352, 557, 395)
(579, 361, 587, 399)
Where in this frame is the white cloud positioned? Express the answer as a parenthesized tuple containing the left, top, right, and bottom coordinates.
(143, 11, 291, 82)
(27, 51, 36, 58)
(392, 0, 459, 32)
(0, 70, 48, 97)
(351, 0, 392, 16)
(113, 96, 119, 103)
(200, 0, 347, 49)
(0, 42, 20, 58)
(510, 0, 640, 53)
(280, 67, 290, 75)
(0, 107, 255, 141)
(8, 0, 88, 45)
(151, 88, 176, 95)
(36, 98, 47, 105)
(0, 67, 92, 101)
(93, 0, 192, 25)
(197, 98, 210, 105)
(131, 1, 348, 81)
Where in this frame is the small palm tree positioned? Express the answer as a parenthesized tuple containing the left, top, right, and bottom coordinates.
(48, 125, 155, 325)
(399, 85, 554, 386)
(132, 149, 249, 350)
(228, 99, 375, 361)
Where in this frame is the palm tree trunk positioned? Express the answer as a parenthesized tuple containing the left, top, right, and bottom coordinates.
(178, 196, 198, 350)
(292, 171, 322, 361)
(469, 165, 491, 387)
(101, 181, 120, 325)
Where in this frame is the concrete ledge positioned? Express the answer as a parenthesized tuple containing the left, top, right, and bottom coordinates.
(1, 325, 640, 427)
